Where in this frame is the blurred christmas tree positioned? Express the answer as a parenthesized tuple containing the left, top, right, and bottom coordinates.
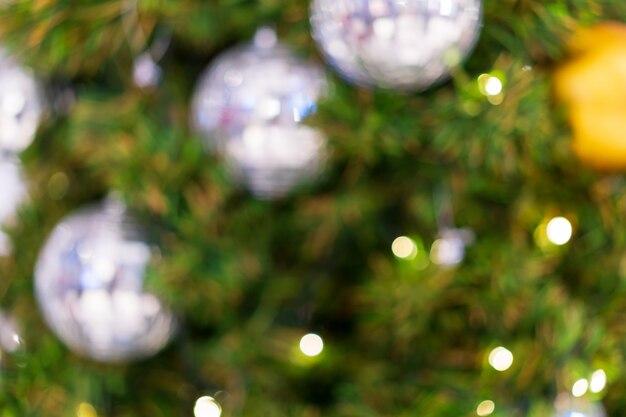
(2, 1, 626, 416)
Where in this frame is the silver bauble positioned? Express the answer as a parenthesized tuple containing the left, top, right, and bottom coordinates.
(191, 28, 327, 199)
(34, 197, 175, 362)
(0, 156, 27, 256)
(310, 0, 482, 91)
(0, 48, 44, 153)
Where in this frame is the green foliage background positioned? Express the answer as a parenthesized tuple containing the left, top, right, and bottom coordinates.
(2, 0, 626, 416)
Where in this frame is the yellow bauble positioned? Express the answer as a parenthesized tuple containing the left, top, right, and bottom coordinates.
(555, 22, 626, 170)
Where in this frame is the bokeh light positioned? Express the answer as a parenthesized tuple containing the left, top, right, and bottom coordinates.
(590, 369, 607, 393)
(194, 396, 222, 417)
(488, 346, 514, 371)
(476, 400, 495, 416)
(430, 237, 464, 266)
(546, 217, 573, 245)
(572, 378, 589, 397)
(392, 236, 418, 260)
(484, 77, 503, 96)
(478, 73, 505, 105)
(76, 403, 98, 417)
(299, 333, 324, 357)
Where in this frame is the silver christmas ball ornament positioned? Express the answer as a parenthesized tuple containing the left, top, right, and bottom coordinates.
(0, 48, 44, 153)
(191, 28, 327, 199)
(34, 196, 175, 362)
(310, 0, 482, 91)
(0, 156, 27, 256)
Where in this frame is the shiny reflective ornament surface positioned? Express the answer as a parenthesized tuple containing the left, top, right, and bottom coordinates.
(310, 0, 482, 91)
(0, 310, 23, 353)
(430, 227, 474, 267)
(191, 28, 327, 199)
(553, 395, 606, 417)
(0, 156, 27, 256)
(0, 48, 44, 153)
(34, 197, 175, 362)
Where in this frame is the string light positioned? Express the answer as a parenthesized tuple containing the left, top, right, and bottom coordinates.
(391, 236, 418, 260)
(299, 333, 324, 357)
(488, 346, 514, 372)
(546, 217, 573, 245)
(589, 369, 607, 393)
(478, 73, 505, 105)
(194, 396, 222, 417)
(572, 378, 589, 398)
(476, 400, 495, 416)
(484, 77, 503, 96)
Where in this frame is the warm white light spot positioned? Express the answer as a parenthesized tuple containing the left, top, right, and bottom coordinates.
(572, 378, 589, 397)
(476, 400, 495, 416)
(76, 402, 98, 417)
(300, 333, 324, 357)
(194, 396, 222, 417)
(484, 76, 503, 96)
(488, 347, 514, 371)
(590, 369, 607, 393)
(392, 236, 417, 260)
(546, 217, 573, 245)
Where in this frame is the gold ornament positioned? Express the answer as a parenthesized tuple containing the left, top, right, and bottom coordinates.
(555, 22, 626, 170)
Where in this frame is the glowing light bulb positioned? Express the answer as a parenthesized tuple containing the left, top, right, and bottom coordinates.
(488, 346, 514, 372)
(484, 77, 503, 96)
(590, 369, 607, 393)
(478, 74, 503, 96)
(476, 400, 495, 416)
(546, 217, 573, 245)
(572, 378, 589, 397)
(299, 333, 324, 357)
(392, 236, 417, 260)
(194, 396, 222, 417)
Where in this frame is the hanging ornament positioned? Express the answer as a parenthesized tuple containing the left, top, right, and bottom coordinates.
(191, 27, 327, 199)
(552, 394, 606, 417)
(0, 155, 27, 256)
(310, 0, 482, 91)
(0, 48, 44, 153)
(430, 227, 474, 267)
(34, 195, 175, 362)
(130, 30, 171, 90)
(120, 0, 172, 90)
(555, 22, 626, 170)
(429, 186, 474, 267)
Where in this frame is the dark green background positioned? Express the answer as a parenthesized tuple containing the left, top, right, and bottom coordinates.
(2, 1, 626, 416)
